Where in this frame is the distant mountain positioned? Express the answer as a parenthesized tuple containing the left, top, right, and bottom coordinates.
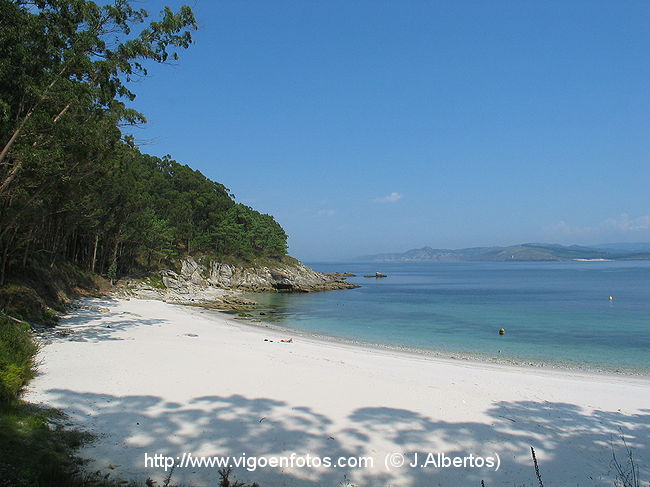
(359, 243, 650, 262)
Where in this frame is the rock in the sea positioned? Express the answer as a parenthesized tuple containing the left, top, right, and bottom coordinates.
(363, 272, 387, 278)
(325, 272, 357, 278)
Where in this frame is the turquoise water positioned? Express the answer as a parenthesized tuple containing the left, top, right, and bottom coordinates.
(248, 261, 650, 373)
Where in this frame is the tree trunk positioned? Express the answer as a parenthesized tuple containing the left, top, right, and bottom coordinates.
(0, 245, 9, 286)
(0, 227, 18, 286)
(109, 228, 122, 284)
(91, 234, 99, 272)
(0, 247, 8, 286)
(22, 239, 30, 269)
(111, 237, 119, 268)
(0, 67, 67, 193)
(0, 112, 33, 170)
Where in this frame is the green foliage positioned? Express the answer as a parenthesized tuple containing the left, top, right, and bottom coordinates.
(0, 401, 91, 486)
(0, 0, 288, 286)
(107, 263, 118, 282)
(0, 2, 289, 484)
(215, 204, 288, 260)
(0, 318, 39, 403)
(0, 260, 97, 324)
(146, 274, 167, 290)
(42, 308, 59, 323)
(0, 285, 43, 322)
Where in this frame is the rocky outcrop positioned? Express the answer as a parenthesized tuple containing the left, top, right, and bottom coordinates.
(173, 257, 357, 293)
(118, 257, 357, 309)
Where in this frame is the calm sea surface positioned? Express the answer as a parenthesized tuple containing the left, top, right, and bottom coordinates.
(247, 261, 650, 373)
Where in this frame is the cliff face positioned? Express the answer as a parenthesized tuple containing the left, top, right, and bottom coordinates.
(123, 257, 357, 309)
(169, 257, 356, 293)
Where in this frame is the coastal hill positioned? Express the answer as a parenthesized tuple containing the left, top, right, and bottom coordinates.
(360, 243, 650, 262)
(0, 0, 354, 323)
(0, 3, 354, 484)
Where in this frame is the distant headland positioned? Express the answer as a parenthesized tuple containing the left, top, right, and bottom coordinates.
(358, 242, 650, 263)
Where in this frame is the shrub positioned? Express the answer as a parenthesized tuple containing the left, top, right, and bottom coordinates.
(0, 284, 45, 323)
(0, 318, 39, 403)
(0, 402, 91, 486)
(146, 274, 167, 289)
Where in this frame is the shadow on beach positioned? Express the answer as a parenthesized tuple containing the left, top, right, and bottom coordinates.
(39, 388, 650, 487)
(38, 299, 168, 343)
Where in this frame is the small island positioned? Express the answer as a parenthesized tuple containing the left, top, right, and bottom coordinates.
(363, 272, 388, 278)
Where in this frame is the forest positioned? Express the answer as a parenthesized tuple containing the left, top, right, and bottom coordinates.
(0, 2, 290, 484)
(0, 0, 288, 288)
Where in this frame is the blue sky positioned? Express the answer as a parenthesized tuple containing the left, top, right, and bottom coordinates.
(125, 0, 650, 261)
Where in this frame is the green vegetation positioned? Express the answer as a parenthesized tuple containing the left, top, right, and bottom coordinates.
(146, 274, 167, 290)
(0, 0, 287, 484)
(0, 316, 79, 486)
(0, 259, 99, 323)
(0, 317, 39, 403)
(0, 0, 288, 292)
(0, 399, 96, 486)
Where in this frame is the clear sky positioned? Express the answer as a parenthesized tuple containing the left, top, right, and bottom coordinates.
(125, 0, 650, 261)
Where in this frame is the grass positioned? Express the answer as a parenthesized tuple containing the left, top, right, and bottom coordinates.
(0, 400, 92, 486)
(612, 434, 643, 487)
(0, 311, 90, 485)
(0, 259, 101, 324)
(217, 468, 259, 487)
(0, 317, 39, 403)
(479, 444, 648, 487)
(0, 284, 54, 324)
(145, 274, 167, 290)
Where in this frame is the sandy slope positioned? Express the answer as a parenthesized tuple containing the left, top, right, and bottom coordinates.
(26, 298, 650, 486)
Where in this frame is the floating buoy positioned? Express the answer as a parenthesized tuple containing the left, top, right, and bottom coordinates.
(499, 328, 506, 335)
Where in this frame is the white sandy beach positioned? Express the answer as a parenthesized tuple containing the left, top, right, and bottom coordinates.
(26, 298, 650, 487)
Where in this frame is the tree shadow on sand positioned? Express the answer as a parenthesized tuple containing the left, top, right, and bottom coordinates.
(40, 389, 650, 487)
(38, 299, 168, 343)
(350, 402, 650, 486)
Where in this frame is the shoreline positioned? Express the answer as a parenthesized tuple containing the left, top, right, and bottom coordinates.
(27, 296, 650, 486)
(216, 307, 650, 380)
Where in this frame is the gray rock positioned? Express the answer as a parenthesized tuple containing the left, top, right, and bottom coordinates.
(121, 258, 357, 310)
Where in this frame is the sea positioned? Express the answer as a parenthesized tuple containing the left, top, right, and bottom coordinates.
(247, 260, 650, 375)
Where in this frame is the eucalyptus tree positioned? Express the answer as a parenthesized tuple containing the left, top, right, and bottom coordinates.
(0, 0, 196, 283)
(0, 0, 197, 193)
(0, 0, 290, 288)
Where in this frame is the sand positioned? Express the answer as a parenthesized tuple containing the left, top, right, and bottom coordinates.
(26, 297, 650, 486)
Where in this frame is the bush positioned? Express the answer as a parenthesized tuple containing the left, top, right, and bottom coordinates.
(146, 274, 167, 289)
(0, 284, 46, 323)
(0, 402, 91, 486)
(0, 318, 39, 403)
